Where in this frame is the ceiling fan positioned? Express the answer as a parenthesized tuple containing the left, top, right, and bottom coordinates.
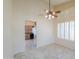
(45, 0, 61, 19)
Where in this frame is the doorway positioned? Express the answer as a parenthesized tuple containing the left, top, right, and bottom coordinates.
(25, 21, 36, 48)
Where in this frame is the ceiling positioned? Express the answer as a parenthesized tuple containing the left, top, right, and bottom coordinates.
(43, 0, 72, 6)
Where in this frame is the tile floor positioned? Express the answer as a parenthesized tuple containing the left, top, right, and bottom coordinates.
(14, 43, 75, 59)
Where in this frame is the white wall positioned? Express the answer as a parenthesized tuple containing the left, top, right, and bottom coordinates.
(13, 0, 55, 54)
(54, 6, 75, 50)
(37, 18, 54, 47)
(3, 0, 13, 59)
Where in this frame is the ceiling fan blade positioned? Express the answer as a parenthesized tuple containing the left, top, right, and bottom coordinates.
(55, 11, 61, 13)
(54, 15, 58, 17)
(55, 16, 58, 17)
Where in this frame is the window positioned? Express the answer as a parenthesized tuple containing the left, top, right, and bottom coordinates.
(70, 21, 75, 41)
(65, 22, 69, 40)
(57, 21, 75, 41)
(60, 23, 65, 39)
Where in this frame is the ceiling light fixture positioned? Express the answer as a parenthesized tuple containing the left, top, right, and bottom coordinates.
(45, 0, 61, 19)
